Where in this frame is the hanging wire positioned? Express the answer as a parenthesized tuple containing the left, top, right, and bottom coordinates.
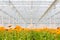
(9, 0, 18, 25)
(39, 0, 59, 22)
(0, 9, 17, 24)
(42, 11, 60, 22)
(50, 0, 56, 27)
(37, 0, 56, 23)
(30, 1, 33, 24)
(9, 0, 27, 25)
(40, 11, 60, 27)
(30, 1, 34, 29)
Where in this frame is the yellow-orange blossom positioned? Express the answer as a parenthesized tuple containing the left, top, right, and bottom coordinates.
(0, 25, 60, 34)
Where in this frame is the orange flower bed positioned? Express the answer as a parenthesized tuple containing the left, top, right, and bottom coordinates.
(0, 25, 60, 35)
(0, 25, 60, 34)
(0, 25, 60, 40)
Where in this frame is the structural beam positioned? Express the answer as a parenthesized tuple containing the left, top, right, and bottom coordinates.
(0, 9, 17, 23)
(37, 0, 56, 23)
(9, 0, 27, 24)
(44, 11, 60, 21)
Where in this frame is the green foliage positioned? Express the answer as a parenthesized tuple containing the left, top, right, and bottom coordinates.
(0, 30, 60, 40)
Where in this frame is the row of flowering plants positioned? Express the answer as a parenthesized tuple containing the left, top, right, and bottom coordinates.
(0, 25, 60, 40)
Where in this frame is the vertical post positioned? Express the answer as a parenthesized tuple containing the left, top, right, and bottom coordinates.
(51, 17, 53, 27)
(9, 16, 10, 25)
(30, 1, 34, 29)
(13, 16, 15, 26)
(2, 16, 3, 25)
(0, 16, 2, 25)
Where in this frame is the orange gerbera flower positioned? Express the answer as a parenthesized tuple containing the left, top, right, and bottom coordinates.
(8, 28, 13, 32)
(32, 28, 41, 32)
(14, 25, 23, 32)
(56, 29, 60, 34)
(23, 28, 30, 32)
(48, 29, 56, 34)
(0, 26, 5, 31)
(41, 27, 49, 32)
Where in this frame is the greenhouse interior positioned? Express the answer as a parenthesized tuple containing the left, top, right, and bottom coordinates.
(0, 0, 60, 40)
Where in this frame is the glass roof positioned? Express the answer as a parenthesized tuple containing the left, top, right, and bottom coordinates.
(0, 0, 60, 28)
